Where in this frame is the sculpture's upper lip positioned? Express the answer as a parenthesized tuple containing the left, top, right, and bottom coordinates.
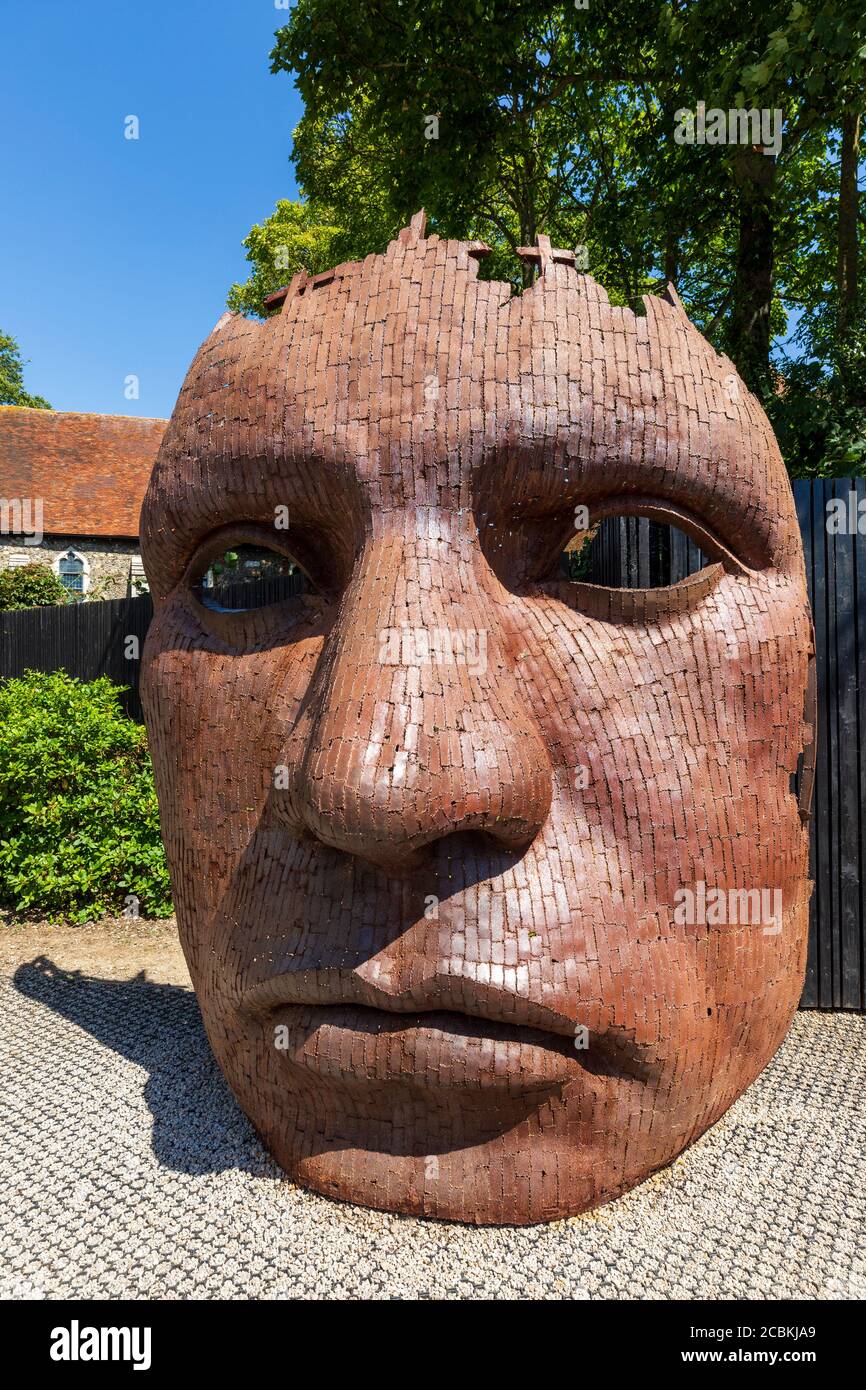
(238, 967, 662, 1080)
(240, 966, 575, 1033)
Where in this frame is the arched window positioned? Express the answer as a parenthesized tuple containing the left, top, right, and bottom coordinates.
(56, 549, 87, 596)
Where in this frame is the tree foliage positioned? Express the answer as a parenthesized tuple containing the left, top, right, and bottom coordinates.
(229, 0, 866, 476)
(227, 200, 348, 315)
(0, 671, 172, 922)
(0, 331, 51, 409)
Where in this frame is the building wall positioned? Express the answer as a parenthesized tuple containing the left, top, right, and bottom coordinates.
(0, 535, 145, 599)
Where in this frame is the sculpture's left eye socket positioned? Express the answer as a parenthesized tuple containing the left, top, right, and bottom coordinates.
(181, 524, 328, 640)
(516, 499, 755, 622)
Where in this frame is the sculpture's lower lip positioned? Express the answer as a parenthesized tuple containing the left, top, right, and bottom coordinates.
(268, 1003, 636, 1091)
(272, 1003, 575, 1090)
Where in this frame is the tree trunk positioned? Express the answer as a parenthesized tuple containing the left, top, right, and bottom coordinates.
(837, 108, 861, 333)
(729, 149, 776, 392)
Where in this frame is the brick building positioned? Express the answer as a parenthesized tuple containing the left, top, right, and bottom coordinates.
(0, 406, 167, 598)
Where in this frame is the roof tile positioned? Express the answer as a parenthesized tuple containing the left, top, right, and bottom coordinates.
(0, 406, 167, 539)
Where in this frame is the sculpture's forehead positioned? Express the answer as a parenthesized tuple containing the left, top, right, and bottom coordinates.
(195, 246, 750, 438)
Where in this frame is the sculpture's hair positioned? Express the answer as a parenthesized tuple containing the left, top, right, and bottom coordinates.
(205, 208, 760, 449)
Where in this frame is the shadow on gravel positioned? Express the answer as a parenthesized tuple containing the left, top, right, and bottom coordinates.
(12, 956, 277, 1180)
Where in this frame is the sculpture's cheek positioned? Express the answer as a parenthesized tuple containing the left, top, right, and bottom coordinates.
(508, 574, 811, 906)
(140, 600, 324, 957)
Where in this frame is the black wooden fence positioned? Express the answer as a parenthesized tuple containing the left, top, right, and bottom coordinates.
(0, 591, 154, 722)
(0, 574, 305, 723)
(0, 483, 863, 1009)
(585, 513, 708, 588)
(794, 478, 865, 1011)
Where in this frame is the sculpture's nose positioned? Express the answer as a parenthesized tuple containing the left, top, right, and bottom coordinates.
(272, 519, 553, 871)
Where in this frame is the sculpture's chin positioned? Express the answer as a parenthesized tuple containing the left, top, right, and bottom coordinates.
(203, 1015, 646, 1222)
(204, 994, 805, 1224)
(215, 1046, 680, 1225)
(247, 1044, 780, 1225)
(258, 1104, 627, 1226)
(296, 1151, 607, 1226)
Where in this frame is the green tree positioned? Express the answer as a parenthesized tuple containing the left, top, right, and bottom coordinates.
(232, 1, 865, 474)
(271, 2, 666, 291)
(227, 199, 348, 317)
(0, 671, 172, 921)
(0, 331, 52, 409)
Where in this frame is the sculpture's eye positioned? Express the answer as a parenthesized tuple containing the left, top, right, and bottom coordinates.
(553, 516, 728, 621)
(527, 500, 752, 623)
(564, 517, 711, 588)
(193, 542, 308, 612)
(181, 524, 328, 637)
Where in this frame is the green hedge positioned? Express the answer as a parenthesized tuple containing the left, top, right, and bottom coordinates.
(0, 670, 172, 921)
(0, 563, 69, 611)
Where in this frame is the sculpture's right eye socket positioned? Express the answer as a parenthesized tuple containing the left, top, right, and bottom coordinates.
(180, 524, 331, 640)
(509, 498, 758, 623)
(192, 541, 310, 612)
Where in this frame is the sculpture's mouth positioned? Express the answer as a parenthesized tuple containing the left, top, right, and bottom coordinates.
(269, 1002, 581, 1091)
(241, 973, 662, 1089)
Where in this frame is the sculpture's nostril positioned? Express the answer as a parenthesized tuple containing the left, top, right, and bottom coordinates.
(382, 825, 539, 877)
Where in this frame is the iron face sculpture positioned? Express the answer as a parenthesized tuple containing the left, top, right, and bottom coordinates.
(141, 214, 814, 1225)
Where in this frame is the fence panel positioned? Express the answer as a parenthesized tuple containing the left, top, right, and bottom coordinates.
(0, 572, 304, 722)
(0, 593, 154, 721)
(793, 478, 865, 1009)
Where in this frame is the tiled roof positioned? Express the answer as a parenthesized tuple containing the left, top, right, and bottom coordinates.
(0, 407, 167, 539)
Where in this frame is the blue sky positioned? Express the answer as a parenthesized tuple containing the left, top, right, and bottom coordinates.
(1, 2, 303, 419)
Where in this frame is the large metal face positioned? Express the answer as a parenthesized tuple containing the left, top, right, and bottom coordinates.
(140, 216, 813, 1224)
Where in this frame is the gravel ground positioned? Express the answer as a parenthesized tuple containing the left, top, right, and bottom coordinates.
(1, 945, 864, 1300)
